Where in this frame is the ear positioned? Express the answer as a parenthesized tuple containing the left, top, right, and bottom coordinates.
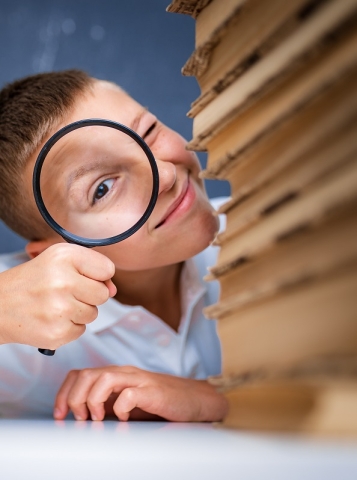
(25, 238, 60, 259)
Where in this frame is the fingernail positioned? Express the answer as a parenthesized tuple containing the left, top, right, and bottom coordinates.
(91, 414, 98, 421)
(53, 408, 61, 419)
(74, 414, 84, 421)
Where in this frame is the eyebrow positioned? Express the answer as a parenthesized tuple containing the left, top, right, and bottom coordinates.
(70, 161, 105, 184)
(63, 161, 106, 199)
(66, 108, 149, 188)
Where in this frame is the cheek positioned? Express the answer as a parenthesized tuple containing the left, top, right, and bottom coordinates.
(96, 232, 151, 271)
(96, 196, 219, 271)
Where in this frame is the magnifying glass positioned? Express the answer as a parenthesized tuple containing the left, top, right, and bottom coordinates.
(33, 118, 159, 356)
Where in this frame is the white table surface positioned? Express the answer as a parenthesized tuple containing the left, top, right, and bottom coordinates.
(0, 418, 356, 480)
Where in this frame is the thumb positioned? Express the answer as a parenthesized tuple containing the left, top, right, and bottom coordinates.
(73, 247, 115, 282)
(105, 279, 117, 298)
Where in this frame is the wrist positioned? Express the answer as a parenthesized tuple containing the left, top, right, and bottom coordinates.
(198, 381, 229, 422)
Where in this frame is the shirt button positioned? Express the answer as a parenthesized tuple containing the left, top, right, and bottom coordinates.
(128, 314, 140, 323)
(157, 333, 171, 347)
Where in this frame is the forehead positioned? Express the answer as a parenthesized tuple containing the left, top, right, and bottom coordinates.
(28, 81, 146, 175)
(25, 81, 146, 204)
(66, 81, 144, 126)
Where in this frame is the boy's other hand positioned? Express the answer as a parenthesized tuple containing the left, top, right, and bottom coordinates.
(53, 365, 229, 422)
(0, 244, 116, 349)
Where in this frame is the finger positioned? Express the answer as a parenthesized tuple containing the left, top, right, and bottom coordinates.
(72, 276, 111, 306)
(66, 369, 103, 421)
(104, 393, 120, 417)
(104, 279, 117, 298)
(86, 371, 136, 421)
(113, 386, 163, 421)
(73, 247, 115, 282)
(54, 370, 80, 420)
(126, 408, 164, 421)
(68, 302, 98, 326)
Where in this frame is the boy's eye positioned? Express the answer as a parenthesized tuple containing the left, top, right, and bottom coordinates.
(143, 122, 157, 139)
(93, 178, 114, 202)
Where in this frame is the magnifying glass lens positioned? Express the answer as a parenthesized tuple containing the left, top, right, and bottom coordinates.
(36, 121, 158, 243)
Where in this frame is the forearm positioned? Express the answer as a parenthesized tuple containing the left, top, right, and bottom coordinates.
(0, 269, 20, 345)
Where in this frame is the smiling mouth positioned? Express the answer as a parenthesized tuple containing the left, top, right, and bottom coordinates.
(155, 177, 190, 229)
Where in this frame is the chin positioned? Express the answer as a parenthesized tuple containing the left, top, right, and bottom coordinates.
(194, 205, 220, 250)
(167, 204, 220, 263)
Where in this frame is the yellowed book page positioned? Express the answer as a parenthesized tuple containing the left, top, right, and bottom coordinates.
(195, 0, 246, 46)
(166, 0, 211, 17)
(188, 0, 357, 149)
(186, 0, 305, 78)
(223, 379, 357, 435)
(215, 147, 357, 270)
(209, 356, 357, 390)
(189, 0, 310, 115)
(224, 381, 318, 432)
(218, 266, 357, 377)
(184, 5, 246, 79)
(199, 27, 357, 159)
(205, 207, 357, 318)
(303, 381, 357, 435)
(203, 69, 357, 179)
(219, 122, 357, 241)
(191, 17, 301, 115)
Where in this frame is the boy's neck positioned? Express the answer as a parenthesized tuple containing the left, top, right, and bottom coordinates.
(112, 262, 184, 332)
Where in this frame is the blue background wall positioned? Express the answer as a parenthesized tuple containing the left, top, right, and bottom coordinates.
(0, 0, 230, 254)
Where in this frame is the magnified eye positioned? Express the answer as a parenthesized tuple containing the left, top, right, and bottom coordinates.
(93, 178, 114, 202)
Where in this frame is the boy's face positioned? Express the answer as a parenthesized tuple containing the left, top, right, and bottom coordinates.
(26, 81, 219, 271)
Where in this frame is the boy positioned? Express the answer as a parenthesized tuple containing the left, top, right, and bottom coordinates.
(0, 70, 228, 422)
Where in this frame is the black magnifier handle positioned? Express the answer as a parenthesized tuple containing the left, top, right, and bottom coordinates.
(38, 348, 56, 356)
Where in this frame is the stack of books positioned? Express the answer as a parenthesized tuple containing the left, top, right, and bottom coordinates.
(167, 0, 357, 434)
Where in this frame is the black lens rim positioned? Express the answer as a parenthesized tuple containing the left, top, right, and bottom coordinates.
(33, 118, 159, 247)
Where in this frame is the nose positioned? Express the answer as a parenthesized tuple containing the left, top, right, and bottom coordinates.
(155, 158, 176, 194)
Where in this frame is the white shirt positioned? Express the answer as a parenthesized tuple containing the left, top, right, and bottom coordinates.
(0, 198, 227, 417)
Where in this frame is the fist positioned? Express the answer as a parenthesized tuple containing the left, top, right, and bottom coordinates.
(0, 243, 116, 349)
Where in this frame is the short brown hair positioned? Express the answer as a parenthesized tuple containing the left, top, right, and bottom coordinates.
(0, 69, 94, 240)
